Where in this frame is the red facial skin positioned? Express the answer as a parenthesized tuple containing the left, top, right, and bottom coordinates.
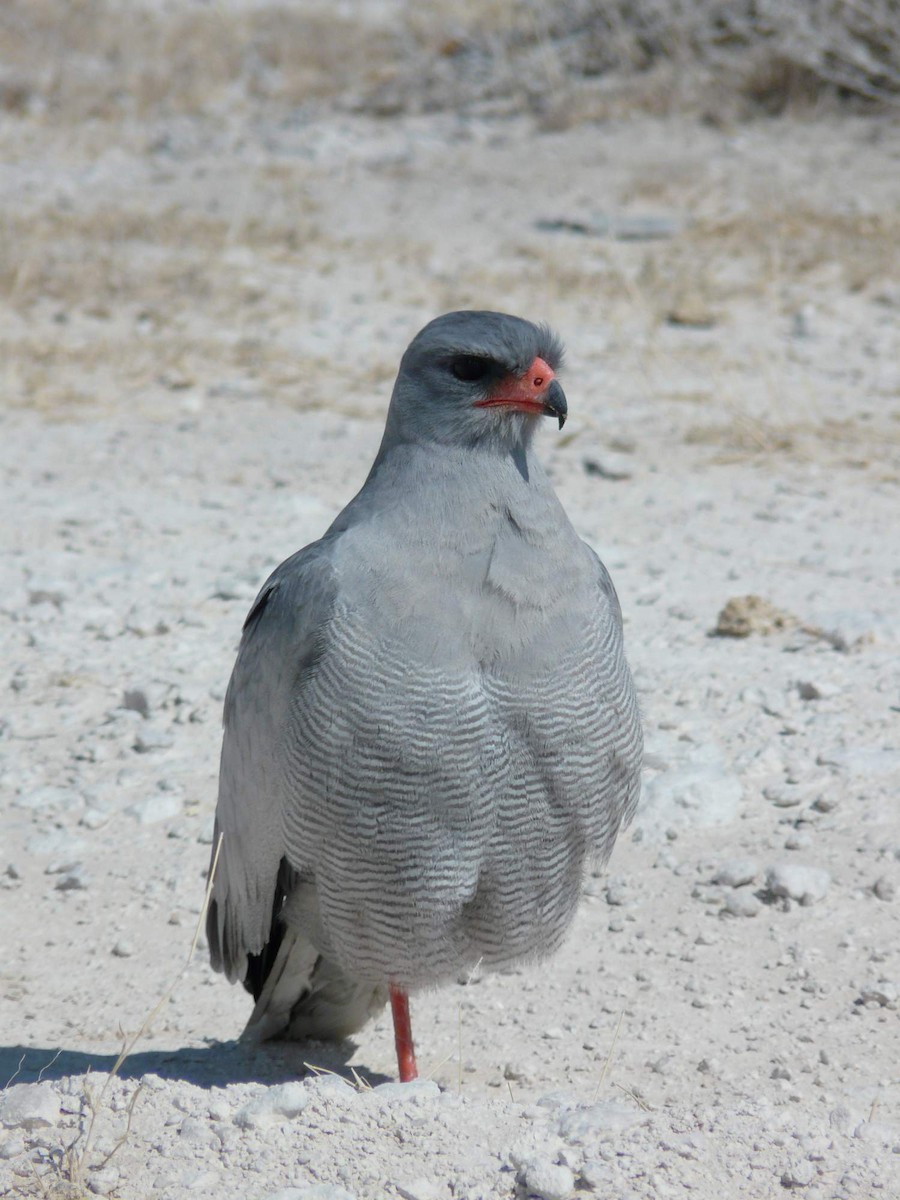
(472, 356, 556, 417)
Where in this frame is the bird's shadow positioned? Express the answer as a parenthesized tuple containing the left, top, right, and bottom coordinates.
(1, 1040, 393, 1091)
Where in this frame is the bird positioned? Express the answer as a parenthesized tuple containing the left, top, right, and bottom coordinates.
(206, 310, 643, 1082)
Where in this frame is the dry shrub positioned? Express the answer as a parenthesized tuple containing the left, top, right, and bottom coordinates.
(0, 1, 897, 124)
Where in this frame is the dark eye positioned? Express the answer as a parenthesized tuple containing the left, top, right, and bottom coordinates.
(450, 355, 491, 383)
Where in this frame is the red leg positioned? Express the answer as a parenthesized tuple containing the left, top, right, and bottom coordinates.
(389, 983, 418, 1082)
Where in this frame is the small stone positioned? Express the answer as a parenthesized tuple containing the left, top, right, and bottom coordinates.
(784, 832, 812, 851)
(55, 867, 89, 891)
(303, 1074, 357, 1106)
(87, 1164, 120, 1195)
(859, 980, 898, 1007)
(520, 1157, 575, 1200)
(122, 689, 150, 717)
(811, 795, 839, 813)
(873, 876, 896, 902)
(0, 1083, 60, 1130)
(112, 941, 135, 958)
(781, 1160, 816, 1187)
(0, 1132, 25, 1158)
(766, 864, 831, 905)
(712, 858, 758, 888)
(233, 1082, 310, 1128)
(395, 1180, 439, 1200)
(713, 595, 796, 638)
(80, 807, 111, 830)
(126, 794, 183, 824)
(579, 1159, 614, 1188)
(557, 1101, 645, 1142)
(179, 1117, 219, 1148)
(133, 726, 175, 753)
(723, 891, 761, 918)
(765, 786, 804, 809)
(796, 680, 839, 701)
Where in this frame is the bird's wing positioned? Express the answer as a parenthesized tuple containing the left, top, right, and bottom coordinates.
(206, 546, 337, 985)
(585, 541, 643, 836)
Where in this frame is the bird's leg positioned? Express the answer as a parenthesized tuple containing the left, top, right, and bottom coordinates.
(389, 983, 418, 1082)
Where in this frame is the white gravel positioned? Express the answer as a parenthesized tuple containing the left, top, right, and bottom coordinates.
(1, 43, 899, 1200)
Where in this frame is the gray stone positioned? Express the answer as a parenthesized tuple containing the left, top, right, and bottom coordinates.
(781, 1160, 816, 1187)
(873, 876, 896, 902)
(713, 858, 759, 887)
(557, 1101, 646, 1143)
(126, 794, 183, 824)
(0, 1083, 60, 1130)
(858, 980, 898, 1007)
(395, 1180, 440, 1200)
(520, 1158, 575, 1200)
(133, 726, 175, 753)
(817, 748, 900, 779)
(233, 1082, 311, 1128)
(766, 864, 831, 905)
(723, 891, 761, 918)
(0, 1132, 26, 1159)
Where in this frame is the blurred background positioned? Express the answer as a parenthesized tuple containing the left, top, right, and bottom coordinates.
(1, 0, 897, 460)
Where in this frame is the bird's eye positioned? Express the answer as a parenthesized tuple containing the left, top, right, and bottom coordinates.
(450, 356, 491, 383)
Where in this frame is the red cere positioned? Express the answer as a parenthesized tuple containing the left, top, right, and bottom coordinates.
(473, 355, 556, 414)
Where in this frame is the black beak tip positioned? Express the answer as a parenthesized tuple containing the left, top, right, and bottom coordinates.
(544, 379, 567, 431)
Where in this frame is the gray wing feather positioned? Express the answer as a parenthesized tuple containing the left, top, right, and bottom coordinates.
(206, 546, 336, 985)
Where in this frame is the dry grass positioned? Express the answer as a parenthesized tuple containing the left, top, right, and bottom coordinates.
(1, 1, 897, 125)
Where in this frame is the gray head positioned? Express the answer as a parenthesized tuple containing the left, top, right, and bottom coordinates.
(383, 311, 567, 451)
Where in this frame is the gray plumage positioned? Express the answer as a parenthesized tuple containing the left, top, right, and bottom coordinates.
(207, 310, 642, 1046)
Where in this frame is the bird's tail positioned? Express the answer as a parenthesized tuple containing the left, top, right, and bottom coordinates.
(241, 925, 387, 1043)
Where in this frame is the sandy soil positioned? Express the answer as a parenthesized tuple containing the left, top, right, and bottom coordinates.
(1, 45, 899, 1200)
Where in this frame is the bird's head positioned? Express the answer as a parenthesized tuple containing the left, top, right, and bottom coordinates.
(384, 311, 567, 451)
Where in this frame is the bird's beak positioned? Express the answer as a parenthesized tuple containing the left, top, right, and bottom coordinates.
(542, 379, 567, 430)
(473, 356, 567, 429)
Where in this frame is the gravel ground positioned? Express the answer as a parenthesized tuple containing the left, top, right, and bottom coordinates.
(1, 57, 899, 1200)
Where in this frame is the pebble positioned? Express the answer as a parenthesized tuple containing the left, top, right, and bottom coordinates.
(80, 806, 112, 830)
(781, 1160, 816, 1187)
(55, 866, 90, 891)
(233, 1082, 311, 1128)
(0, 1083, 60, 1130)
(86, 1164, 120, 1195)
(712, 858, 759, 887)
(723, 891, 761, 918)
(817, 748, 900, 779)
(873, 876, 896, 901)
(179, 1117, 220, 1148)
(0, 1132, 25, 1158)
(766, 864, 831, 905)
(796, 680, 840, 701)
(133, 726, 176, 753)
(858, 980, 898, 1007)
(112, 940, 135, 958)
(395, 1180, 440, 1200)
(556, 1101, 645, 1143)
(126, 794, 183, 824)
(519, 1158, 575, 1200)
(122, 688, 150, 717)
